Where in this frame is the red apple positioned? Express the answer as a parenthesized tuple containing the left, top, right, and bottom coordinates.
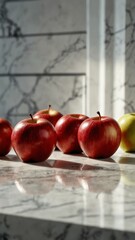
(55, 114, 88, 154)
(0, 118, 13, 156)
(78, 112, 121, 159)
(34, 105, 63, 126)
(11, 115, 57, 163)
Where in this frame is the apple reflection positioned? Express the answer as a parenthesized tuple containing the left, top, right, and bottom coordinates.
(54, 160, 95, 188)
(15, 161, 55, 195)
(15, 174, 55, 195)
(52, 159, 121, 193)
(119, 156, 135, 186)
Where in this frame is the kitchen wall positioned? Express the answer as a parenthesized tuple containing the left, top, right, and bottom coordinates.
(87, 0, 135, 119)
(0, 0, 86, 126)
(0, 0, 135, 126)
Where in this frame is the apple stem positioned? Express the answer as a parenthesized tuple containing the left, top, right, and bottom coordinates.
(97, 111, 101, 120)
(48, 105, 51, 113)
(30, 114, 34, 121)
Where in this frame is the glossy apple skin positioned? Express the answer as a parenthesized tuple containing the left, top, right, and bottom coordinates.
(55, 114, 88, 154)
(78, 116, 121, 159)
(34, 108, 63, 126)
(118, 113, 135, 152)
(11, 118, 57, 163)
(0, 118, 13, 156)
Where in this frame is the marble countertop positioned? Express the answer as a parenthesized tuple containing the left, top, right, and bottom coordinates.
(1, 148, 135, 240)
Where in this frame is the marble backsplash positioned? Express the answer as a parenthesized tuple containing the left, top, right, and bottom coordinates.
(0, 0, 86, 126)
(106, 0, 135, 118)
(86, 0, 135, 119)
(1, 0, 135, 125)
(0, 34, 86, 74)
(0, 75, 86, 124)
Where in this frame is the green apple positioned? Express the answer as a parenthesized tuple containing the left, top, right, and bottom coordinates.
(118, 113, 135, 152)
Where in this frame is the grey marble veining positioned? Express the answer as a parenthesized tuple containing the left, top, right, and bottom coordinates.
(86, 0, 135, 119)
(105, 0, 135, 117)
(1, 0, 135, 124)
(4, 0, 86, 35)
(0, 34, 86, 74)
(0, 149, 135, 239)
(0, 75, 86, 126)
(0, 0, 86, 125)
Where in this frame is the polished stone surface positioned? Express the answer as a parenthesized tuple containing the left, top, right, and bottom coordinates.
(1, 148, 135, 239)
(0, 0, 86, 126)
(2, 0, 135, 126)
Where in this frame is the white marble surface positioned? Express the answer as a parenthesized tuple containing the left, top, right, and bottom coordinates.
(0, 35, 86, 74)
(0, 75, 86, 126)
(0, 0, 86, 127)
(2, 0, 135, 126)
(6, 0, 86, 34)
(1, 148, 135, 239)
(86, 0, 135, 119)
